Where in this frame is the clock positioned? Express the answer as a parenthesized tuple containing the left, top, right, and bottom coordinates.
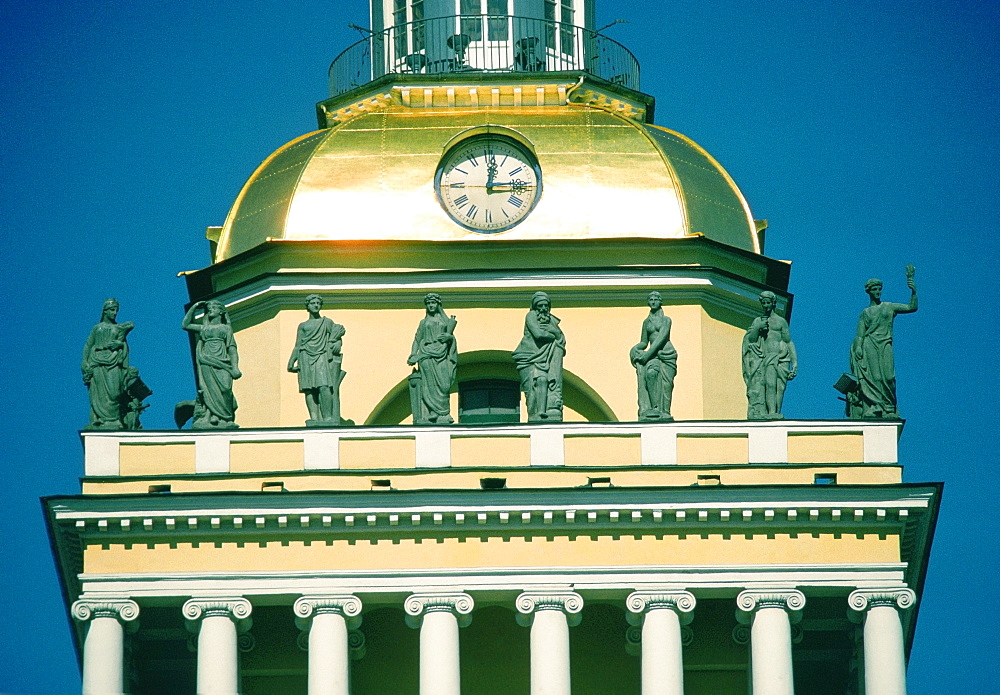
(435, 135, 542, 233)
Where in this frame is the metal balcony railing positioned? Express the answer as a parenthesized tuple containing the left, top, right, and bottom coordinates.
(328, 14, 640, 97)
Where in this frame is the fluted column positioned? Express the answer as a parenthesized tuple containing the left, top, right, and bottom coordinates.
(404, 592, 474, 695)
(849, 588, 916, 695)
(72, 598, 140, 695)
(294, 595, 363, 695)
(516, 591, 583, 695)
(736, 589, 805, 695)
(626, 590, 696, 695)
(183, 597, 253, 695)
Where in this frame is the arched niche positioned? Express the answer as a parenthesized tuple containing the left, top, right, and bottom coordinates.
(364, 349, 616, 425)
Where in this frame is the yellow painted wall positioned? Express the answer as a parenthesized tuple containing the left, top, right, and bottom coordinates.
(80, 464, 903, 495)
(83, 532, 900, 575)
(451, 436, 530, 467)
(340, 438, 416, 469)
(119, 443, 195, 476)
(230, 299, 747, 428)
(564, 435, 640, 467)
(230, 441, 303, 473)
(788, 433, 864, 464)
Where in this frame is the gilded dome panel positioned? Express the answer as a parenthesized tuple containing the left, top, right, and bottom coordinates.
(214, 106, 759, 260)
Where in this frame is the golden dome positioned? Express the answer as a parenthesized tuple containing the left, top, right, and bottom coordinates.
(214, 105, 759, 261)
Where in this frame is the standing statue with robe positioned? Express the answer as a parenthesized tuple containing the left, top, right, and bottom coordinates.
(82, 298, 134, 429)
(630, 291, 677, 421)
(182, 300, 241, 429)
(513, 291, 566, 422)
(742, 291, 797, 419)
(407, 293, 457, 424)
(847, 267, 917, 418)
(288, 294, 346, 425)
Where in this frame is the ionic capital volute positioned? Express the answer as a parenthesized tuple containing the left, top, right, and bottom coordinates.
(182, 597, 253, 634)
(404, 592, 475, 629)
(294, 594, 363, 631)
(515, 590, 584, 628)
(72, 598, 140, 632)
(736, 589, 806, 625)
(847, 587, 916, 621)
(626, 589, 696, 626)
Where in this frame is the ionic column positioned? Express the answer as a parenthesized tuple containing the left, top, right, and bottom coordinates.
(71, 598, 140, 695)
(626, 590, 696, 695)
(736, 589, 805, 695)
(849, 588, 916, 695)
(183, 597, 252, 695)
(404, 592, 474, 695)
(294, 595, 363, 695)
(516, 591, 583, 695)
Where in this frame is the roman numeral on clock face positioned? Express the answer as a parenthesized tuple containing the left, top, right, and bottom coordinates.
(508, 195, 523, 208)
(453, 194, 469, 209)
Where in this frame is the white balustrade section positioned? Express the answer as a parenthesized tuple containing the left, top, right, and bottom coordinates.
(83, 420, 900, 475)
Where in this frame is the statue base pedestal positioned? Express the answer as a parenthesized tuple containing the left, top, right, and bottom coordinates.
(306, 418, 341, 428)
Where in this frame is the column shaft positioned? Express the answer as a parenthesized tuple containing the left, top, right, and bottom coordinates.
(420, 610, 461, 695)
(530, 609, 571, 695)
(750, 606, 794, 695)
(82, 615, 125, 695)
(641, 608, 684, 695)
(309, 611, 350, 695)
(197, 614, 240, 695)
(863, 605, 907, 695)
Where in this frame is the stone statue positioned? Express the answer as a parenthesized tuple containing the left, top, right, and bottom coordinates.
(182, 300, 241, 429)
(630, 291, 677, 421)
(742, 291, 797, 419)
(82, 298, 151, 430)
(513, 291, 566, 422)
(288, 294, 346, 426)
(407, 293, 457, 425)
(846, 266, 918, 419)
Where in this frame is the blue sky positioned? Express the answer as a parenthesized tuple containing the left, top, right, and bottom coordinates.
(2, 0, 997, 692)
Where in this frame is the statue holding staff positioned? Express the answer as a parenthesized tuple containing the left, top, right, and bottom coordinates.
(288, 294, 346, 425)
(513, 291, 566, 422)
(630, 291, 677, 421)
(407, 293, 457, 424)
(742, 291, 797, 419)
(846, 266, 917, 418)
(81, 298, 134, 429)
(182, 300, 241, 429)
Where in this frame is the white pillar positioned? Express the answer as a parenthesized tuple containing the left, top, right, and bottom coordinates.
(516, 590, 583, 695)
(736, 589, 805, 695)
(72, 598, 140, 695)
(404, 593, 474, 695)
(626, 590, 695, 695)
(183, 597, 253, 695)
(294, 595, 363, 695)
(849, 588, 916, 695)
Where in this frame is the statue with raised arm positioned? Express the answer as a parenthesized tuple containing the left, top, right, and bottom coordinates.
(513, 291, 566, 422)
(288, 294, 346, 426)
(407, 293, 457, 425)
(742, 291, 798, 419)
(630, 291, 677, 421)
(182, 300, 241, 429)
(81, 298, 134, 429)
(847, 266, 918, 419)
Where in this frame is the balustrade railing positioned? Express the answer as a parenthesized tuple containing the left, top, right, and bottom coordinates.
(329, 15, 640, 97)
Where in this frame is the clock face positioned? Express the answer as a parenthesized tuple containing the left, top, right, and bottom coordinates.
(435, 135, 542, 233)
